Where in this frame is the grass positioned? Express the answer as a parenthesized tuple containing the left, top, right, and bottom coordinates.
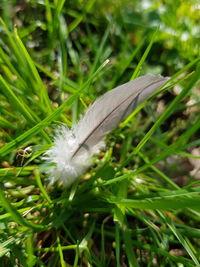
(0, 0, 200, 266)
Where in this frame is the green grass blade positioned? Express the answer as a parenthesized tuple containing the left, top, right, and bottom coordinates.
(130, 29, 158, 80)
(108, 188, 200, 211)
(0, 184, 47, 230)
(123, 227, 139, 267)
(13, 28, 52, 113)
(158, 211, 200, 266)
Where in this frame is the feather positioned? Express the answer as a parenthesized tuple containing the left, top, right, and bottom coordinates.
(44, 74, 169, 186)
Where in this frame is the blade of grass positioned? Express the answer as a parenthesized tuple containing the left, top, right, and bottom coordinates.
(115, 224, 121, 267)
(0, 75, 51, 142)
(123, 226, 139, 267)
(26, 233, 36, 267)
(158, 211, 200, 266)
(0, 75, 38, 125)
(138, 151, 179, 189)
(13, 28, 52, 114)
(0, 116, 17, 130)
(34, 169, 52, 205)
(0, 18, 52, 113)
(131, 114, 200, 178)
(131, 240, 194, 266)
(57, 234, 67, 267)
(57, 15, 68, 92)
(0, 166, 35, 178)
(130, 29, 158, 80)
(45, 0, 53, 47)
(0, 184, 47, 230)
(68, 0, 96, 33)
(108, 189, 200, 211)
(109, 39, 145, 89)
(73, 242, 79, 267)
(54, 0, 66, 16)
(89, 26, 110, 76)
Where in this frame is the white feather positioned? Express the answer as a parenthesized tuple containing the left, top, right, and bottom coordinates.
(44, 74, 169, 186)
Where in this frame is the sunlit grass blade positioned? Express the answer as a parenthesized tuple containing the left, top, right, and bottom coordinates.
(54, 0, 66, 16)
(108, 188, 200, 211)
(130, 29, 158, 80)
(13, 28, 52, 114)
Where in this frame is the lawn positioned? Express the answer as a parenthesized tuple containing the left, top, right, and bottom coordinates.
(0, 0, 200, 266)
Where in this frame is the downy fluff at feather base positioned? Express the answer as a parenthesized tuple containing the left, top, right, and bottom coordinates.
(43, 125, 105, 185)
(44, 74, 169, 186)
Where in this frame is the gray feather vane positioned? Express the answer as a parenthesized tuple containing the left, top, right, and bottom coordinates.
(44, 74, 169, 185)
